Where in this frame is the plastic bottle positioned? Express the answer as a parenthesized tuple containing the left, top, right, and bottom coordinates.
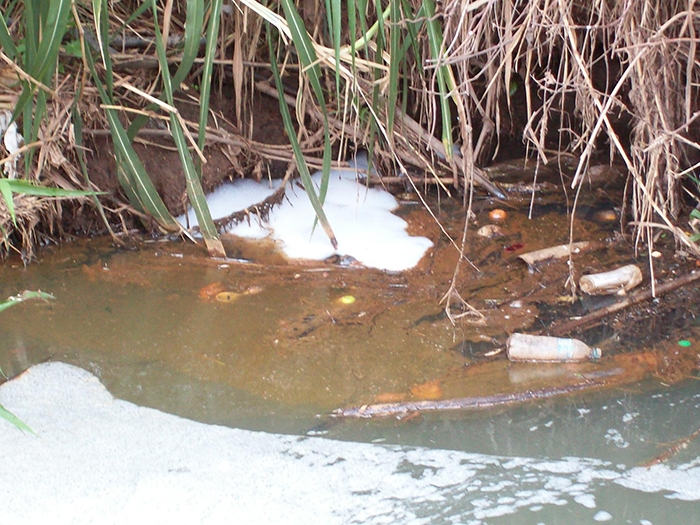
(506, 333, 601, 363)
(579, 264, 643, 295)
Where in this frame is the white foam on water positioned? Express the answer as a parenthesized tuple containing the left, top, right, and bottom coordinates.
(2, 362, 700, 525)
(176, 161, 433, 271)
(616, 460, 700, 501)
(178, 179, 281, 239)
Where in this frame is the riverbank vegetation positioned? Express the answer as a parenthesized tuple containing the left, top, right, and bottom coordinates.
(0, 0, 698, 263)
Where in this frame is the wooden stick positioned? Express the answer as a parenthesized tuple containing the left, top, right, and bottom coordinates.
(642, 426, 700, 467)
(333, 369, 622, 418)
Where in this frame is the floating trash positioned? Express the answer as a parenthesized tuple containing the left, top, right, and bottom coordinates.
(215, 291, 241, 303)
(579, 264, 642, 295)
(507, 333, 601, 363)
(518, 241, 590, 266)
(477, 224, 504, 238)
(198, 282, 226, 301)
(337, 295, 356, 305)
(488, 209, 507, 222)
(0, 109, 23, 178)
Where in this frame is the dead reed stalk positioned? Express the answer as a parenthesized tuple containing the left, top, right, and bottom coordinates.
(440, 0, 700, 254)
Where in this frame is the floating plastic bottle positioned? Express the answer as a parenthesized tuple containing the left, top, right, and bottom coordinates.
(506, 333, 601, 363)
(579, 264, 642, 295)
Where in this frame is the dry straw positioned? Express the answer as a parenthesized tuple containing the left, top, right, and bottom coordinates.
(0, 0, 698, 262)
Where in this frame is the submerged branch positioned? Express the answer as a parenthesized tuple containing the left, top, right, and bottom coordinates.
(642, 426, 700, 468)
(333, 369, 623, 419)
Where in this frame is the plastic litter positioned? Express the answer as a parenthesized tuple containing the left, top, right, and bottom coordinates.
(579, 264, 642, 295)
(507, 333, 601, 363)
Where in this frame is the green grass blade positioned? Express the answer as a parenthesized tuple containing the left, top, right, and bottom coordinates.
(387, 0, 401, 138)
(366, 0, 386, 157)
(279, 0, 328, 118)
(108, 111, 181, 232)
(72, 104, 117, 237)
(0, 179, 103, 198)
(170, 117, 225, 257)
(0, 180, 16, 225)
(113, 157, 146, 215)
(152, 0, 224, 257)
(84, 17, 181, 232)
(348, 0, 357, 59)
(127, 0, 205, 142)
(327, 0, 342, 105)
(92, 0, 113, 96)
(172, 0, 205, 89)
(354, 0, 372, 51)
(197, 0, 223, 154)
(401, 0, 424, 75)
(268, 28, 337, 249)
(24, 0, 38, 67)
(0, 403, 34, 434)
(423, 0, 454, 157)
(13, 0, 72, 127)
(30, 0, 72, 83)
(0, 290, 55, 314)
(279, 0, 334, 208)
(0, 12, 17, 60)
(0, 171, 102, 226)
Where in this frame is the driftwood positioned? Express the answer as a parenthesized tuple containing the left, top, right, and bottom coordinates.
(333, 368, 623, 418)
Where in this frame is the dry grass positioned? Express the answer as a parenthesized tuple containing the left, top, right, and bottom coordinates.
(441, 0, 699, 257)
(222, 0, 700, 256)
(1, 0, 698, 263)
(0, 62, 94, 261)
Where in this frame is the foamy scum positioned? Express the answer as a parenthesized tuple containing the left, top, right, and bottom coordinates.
(178, 158, 433, 271)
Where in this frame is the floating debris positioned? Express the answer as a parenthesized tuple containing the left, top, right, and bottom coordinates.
(518, 241, 591, 266)
(507, 333, 601, 363)
(488, 209, 507, 222)
(215, 291, 241, 303)
(579, 264, 643, 295)
(198, 282, 227, 301)
(477, 224, 504, 238)
(337, 295, 356, 305)
(0, 109, 23, 179)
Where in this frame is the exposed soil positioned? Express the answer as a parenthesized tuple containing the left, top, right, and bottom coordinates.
(77, 89, 291, 234)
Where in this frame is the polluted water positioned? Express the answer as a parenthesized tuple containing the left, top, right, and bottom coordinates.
(1, 158, 700, 524)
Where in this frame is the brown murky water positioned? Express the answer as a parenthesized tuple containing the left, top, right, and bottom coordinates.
(3, 159, 700, 524)
(1, 159, 698, 434)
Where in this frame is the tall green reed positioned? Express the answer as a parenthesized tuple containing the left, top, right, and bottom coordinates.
(0, 1, 102, 223)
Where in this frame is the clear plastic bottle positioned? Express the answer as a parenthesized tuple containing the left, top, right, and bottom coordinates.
(506, 333, 601, 363)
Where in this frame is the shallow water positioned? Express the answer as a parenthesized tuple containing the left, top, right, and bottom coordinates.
(0, 238, 469, 431)
(1, 185, 700, 522)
